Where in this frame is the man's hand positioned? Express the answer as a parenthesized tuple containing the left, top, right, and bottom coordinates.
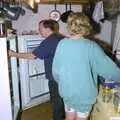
(8, 50, 17, 57)
(8, 50, 35, 59)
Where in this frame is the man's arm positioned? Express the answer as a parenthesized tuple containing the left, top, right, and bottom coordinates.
(8, 50, 36, 60)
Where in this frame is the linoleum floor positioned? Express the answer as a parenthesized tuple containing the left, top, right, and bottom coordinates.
(21, 102, 52, 120)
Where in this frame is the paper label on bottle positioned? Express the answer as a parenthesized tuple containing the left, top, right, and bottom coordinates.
(110, 117, 120, 120)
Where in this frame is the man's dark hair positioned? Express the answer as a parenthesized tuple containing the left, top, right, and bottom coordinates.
(39, 19, 59, 32)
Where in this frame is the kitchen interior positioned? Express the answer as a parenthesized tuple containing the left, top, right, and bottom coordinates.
(0, 0, 120, 120)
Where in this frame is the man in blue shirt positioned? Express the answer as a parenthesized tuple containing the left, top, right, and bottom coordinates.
(9, 19, 65, 120)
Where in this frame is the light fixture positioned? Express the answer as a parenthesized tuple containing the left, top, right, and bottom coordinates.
(28, 0, 35, 9)
(22, 0, 38, 13)
(35, 0, 40, 3)
(27, 0, 39, 8)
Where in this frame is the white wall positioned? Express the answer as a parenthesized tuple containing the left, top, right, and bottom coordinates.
(98, 20, 112, 45)
(113, 15, 120, 51)
(113, 15, 120, 60)
(12, 4, 82, 36)
(12, 4, 112, 44)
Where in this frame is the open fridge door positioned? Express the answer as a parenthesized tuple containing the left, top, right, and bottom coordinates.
(7, 35, 22, 120)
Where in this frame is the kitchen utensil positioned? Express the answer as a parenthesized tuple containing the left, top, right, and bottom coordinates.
(49, 4, 61, 21)
(61, 4, 73, 23)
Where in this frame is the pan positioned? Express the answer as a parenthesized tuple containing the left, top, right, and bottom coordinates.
(49, 4, 61, 21)
(61, 4, 73, 23)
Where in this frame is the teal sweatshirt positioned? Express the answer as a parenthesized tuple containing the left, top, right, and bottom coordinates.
(52, 37, 120, 112)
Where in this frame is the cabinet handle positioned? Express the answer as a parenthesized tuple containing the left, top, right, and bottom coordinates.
(29, 72, 45, 78)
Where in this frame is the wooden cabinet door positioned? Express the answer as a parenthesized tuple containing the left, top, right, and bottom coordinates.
(39, 0, 62, 4)
(63, 0, 89, 4)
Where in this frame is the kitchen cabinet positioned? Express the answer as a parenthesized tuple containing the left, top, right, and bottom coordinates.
(0, 35, 49, 119)
(5, 0, 61, 3)
(3, 0, 96, 4)
(38, 0, 94, 4)
(38, 0, 62, 4)
(18, 35, 50, 109)
(62, 0, 90, 4)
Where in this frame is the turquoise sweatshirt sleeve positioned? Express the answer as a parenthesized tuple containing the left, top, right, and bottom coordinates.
(91, 42, 120, 81)
(52, 41, 62, 83)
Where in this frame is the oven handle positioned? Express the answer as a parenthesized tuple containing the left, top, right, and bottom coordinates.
(29, 72, 45, 78)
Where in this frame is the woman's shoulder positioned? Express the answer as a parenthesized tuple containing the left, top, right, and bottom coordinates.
(58, 36, 98, 47)
(58, 37, 70, 45)
(61, 37, 70, 41)
(80, 37, 97, 48)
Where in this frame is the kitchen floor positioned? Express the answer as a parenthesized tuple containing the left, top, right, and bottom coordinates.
(21, 102, 52, 120)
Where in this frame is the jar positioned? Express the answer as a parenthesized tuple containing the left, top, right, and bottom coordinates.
(99, 77, 120, 103)
(101, 85, 112, 103)
(113, 93, 120, 113)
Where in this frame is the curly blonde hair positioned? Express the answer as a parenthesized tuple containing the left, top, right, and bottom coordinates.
(67, 12, 93, 36)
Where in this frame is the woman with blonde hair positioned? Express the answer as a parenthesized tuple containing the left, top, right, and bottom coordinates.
(52, 12, 120, 120)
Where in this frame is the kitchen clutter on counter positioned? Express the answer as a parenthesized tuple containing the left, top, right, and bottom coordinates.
(91, 77, 120, 120)
(21, 30, 39, 35)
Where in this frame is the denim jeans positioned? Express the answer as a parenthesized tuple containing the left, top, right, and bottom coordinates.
(48, 79, 65, 120)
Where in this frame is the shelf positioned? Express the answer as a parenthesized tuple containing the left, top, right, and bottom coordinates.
(62, 0, 89, 4)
